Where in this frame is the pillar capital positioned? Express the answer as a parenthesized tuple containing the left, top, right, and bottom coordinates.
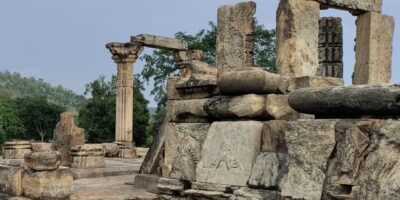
(106, 42, 144, 63)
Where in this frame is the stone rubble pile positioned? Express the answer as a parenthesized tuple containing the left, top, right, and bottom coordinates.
(134, 0, 400, 199)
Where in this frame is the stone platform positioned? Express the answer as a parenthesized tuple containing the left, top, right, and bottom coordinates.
(71, 158, 143, 179)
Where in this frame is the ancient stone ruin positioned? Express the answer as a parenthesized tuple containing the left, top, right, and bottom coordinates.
(0, 0, 399, 199)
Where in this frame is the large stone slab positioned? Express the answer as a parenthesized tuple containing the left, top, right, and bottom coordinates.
(288, 85, 400, 117)
(2, 141, 32, 159)
(52, 112, 85, 166)
(276, 0, 320, 77)
(217, 68, 289, 95)
(353, 12, 394, 85)
(22, 168, 73, 200)
(279, 120, 336, 200)
(24, 151, 61, 171)
(216, 1, 255, 74)
(164, 123, 210, 181)
(316, 0, 382, 13)
(0, 164, 22, 196)
(131, 34, 188, 51)
(140, 121, 167, 174)
(196, 121, 263, 186)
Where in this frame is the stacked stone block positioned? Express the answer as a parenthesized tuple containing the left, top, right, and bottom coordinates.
(317, 17, 343, 78)
(70, 144, 105, 168)
(2, 141, 32, 159)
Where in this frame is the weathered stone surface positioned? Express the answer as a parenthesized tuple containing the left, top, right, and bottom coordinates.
(22, 168, 73, 200)
(31, 142, 52, 152)
(323, 119, 400, 200)
(280, 120, 336, 200)
(24, 151, 61, 171)
(262, 120, 287, 153)
(276, 0, 320, 77)
(265, 94, 299, 120)
(70, 144, 104, 156)
(0, 164, 22, 196)
(191, 182, 241, 193)
(102, 143, 119, 157)
(70, 144, 105, 168)
(155, 178, 184, 195)
(288, 76, 344, 91)
(117, 142, 137, 159)
(204, 94, 265, 119)
(131, 34, 188, 51)
(248, 152, 288, 189)
(2, 141, 32, 159)
(164, 123, 209, 181)
(184, 189, 235, 200)
(166, 99, 208, 123)
(2, 149, 32, 160)
(217, 68, 289, 95)
(288, 85, 400, 117)
(316, 0, 382, 13)
(52, 112, 85, 166)
(140, 121, 167, 174)
(216, 1, 255, 73)
(196, 121, 262, 186)
(70, 156, 105, 169)
(233, 187, 280, 200)
(135, 147, 149, 159)
(353, 12, 394, 85)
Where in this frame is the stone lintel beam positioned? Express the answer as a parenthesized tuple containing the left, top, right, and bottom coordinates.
(131, 34, 188, 51)
(288, 85, 400, 117)
(106, 42, 144, 63)
(315, 0, 382, 15)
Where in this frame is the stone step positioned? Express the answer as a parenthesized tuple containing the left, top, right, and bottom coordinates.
(71, 158, 142, 180)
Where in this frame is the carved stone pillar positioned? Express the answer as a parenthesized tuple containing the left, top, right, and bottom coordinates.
(106, 42, 143, 158)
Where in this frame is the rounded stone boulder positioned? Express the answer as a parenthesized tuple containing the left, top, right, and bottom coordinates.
(24, 151, 61, 171)
(102, 143, 119, 157)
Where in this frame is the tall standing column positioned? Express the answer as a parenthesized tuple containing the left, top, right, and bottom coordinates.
(106, 42, 143, 158)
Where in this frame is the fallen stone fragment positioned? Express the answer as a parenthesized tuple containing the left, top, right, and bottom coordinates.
(289, 85, 400, 117)
(233, 187, 280, 200)
(102, 143, 119, 157)
(52, 112, 85, 166)
(24, 151, 61, 171)
(191, 182, 241, 193)
(0, 164, 23, 196)
(184, 189, 235, 200)
(217, 68, 289, 95)
(2, 141, 32, 159)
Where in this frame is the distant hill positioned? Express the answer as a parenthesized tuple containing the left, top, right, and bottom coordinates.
(0, 71, 85, 107)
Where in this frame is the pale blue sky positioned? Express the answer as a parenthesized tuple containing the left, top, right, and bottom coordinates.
(0, 0, 398, 107)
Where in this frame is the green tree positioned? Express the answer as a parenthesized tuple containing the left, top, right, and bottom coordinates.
(14, 96, 65, 142)
(0, 100, 26, 144)
(141, 21, 276, 138)
(78, 75, 150, 146)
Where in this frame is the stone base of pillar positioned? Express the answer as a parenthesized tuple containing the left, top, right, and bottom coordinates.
(115, 142, 137, 159)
